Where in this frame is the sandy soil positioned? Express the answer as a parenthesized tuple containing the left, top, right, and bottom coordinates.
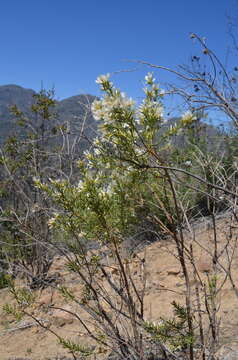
(1, 213, 238, 360)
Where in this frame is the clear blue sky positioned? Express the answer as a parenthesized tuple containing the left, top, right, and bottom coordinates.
(0, 0, 236, 104)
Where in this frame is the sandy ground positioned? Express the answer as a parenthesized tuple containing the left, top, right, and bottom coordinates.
(1, 213, 238, 360)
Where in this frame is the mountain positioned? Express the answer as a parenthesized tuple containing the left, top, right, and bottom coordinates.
(0, 84, 98, 146)
(57, 93, 98, 146)
(0, 85, 35, 143)
(0, 85, 227, 154)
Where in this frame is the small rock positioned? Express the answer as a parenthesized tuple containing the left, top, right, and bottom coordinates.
(31, 326, 40, 334)
(37, 292, 53, 307)
(166, 266, 180, 276)
(52, 304, 75, 327)
(197, 257, 212, 273)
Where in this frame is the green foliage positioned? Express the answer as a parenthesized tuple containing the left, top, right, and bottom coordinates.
(207, 274, 218, 305)
(58, 285, 76, 302)
(144, 301, 194, 350)
(3, 281, 35, 323)
(10, 285, 35, 308)
(0, 89, 60, 287)
(3, 303, 23, 322)
(0, 273, 10, 289)
(37, 74, 200, 251)
(59, 338, 94, 357)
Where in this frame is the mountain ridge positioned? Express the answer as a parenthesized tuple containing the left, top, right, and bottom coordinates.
(0, 84, 97, 145)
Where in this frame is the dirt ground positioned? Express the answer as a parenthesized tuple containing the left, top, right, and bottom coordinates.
(1, 212, 238, 360)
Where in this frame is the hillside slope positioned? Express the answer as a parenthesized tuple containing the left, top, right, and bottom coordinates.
(0, 85, 97, 146)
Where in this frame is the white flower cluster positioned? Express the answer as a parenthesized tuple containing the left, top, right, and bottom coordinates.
(48, 212, 60, 229)
(181, 111, 197, 125)
(134, 147, 145, 156)
(93, 137, 100, 146)
(91, 100, 105, 121)
(137, 73, 165, 125)
(184, 160, 192, 167)
(138, 102, 163, 120)
(95, 73, 111, 85)
(92, 92, 134, 123)
(144, 73, 164, 97)
(92, 74, 134, 123)
(77, 180, 84, 190)
(145, 72, 155, 85)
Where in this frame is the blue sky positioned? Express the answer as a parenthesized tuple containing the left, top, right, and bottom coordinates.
(0, 0, 236, 108)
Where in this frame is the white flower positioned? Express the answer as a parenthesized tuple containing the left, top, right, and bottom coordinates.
(83, 150, 90, 157)
(152, 83, 159, 92)
(145, 72, 155, 84)
(181, 111, 197, 124)
(92, 89, 134, 126)
(48, 178, 62, 185)
(124, 97, 134, 107)
(48, 219, 55, 229)
(99, 189, 106, 198)
(105, 184, 113, 195)
(95, 73, 110, 84)
(154, 104, 163, 118)
(109, 91, 134, 109)
(135, 147, 144, 156)
(91, 100, 104, 120)
(48, 212, 59, 229)
(94, 148, 101, 156)
(77, 180, 84, 189)
(184, 160, 192, 167)
(32, 176, 40, 183)
(138, 102, 164, 123)
(78, 231, 86, 238)
(93, 137, 100, 146)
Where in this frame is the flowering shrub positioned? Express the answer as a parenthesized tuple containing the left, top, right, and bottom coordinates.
(37, 73, 198, 249)
(12, 73, 236, 359)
